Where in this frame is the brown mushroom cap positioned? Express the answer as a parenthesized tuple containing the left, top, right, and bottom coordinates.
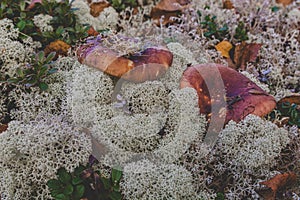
(180, 63, 276, 124)
(77, 42, 173, 83)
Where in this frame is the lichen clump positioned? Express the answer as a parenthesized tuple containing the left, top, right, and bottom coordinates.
(0, 115, 92, 199)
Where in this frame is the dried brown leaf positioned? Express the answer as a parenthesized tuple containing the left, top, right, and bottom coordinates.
(90, 1, 110, 17)
(150, 0, 190, 25)
(257, 172, 297, 200)
(276, 0, 294, 6)
(229, 42, 262, 70)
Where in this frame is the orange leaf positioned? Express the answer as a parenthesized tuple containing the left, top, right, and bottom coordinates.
(87, 26, 99, 36)
(223, 0, 234, 9)
(215, 41, 233, 58)
(276, 0, 294, 6)
(258, 172, 297, 200)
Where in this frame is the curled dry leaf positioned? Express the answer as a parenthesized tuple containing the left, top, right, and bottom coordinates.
(278, 94, 300, 106)
(276, 0, 294, 6)
(89, 1, 110, 17)
(150, 0, 190, 25)
(0, 124, 8, 133)
(76, 38, 173, 83)
(222, 0, 234, 9)
(180, 64, 276, 124)
(27, 0, 42, 10)
(44, 40, 71, 59)
(257, 172, 297, 200)
(219, 41, 262, 70)
(87, 26, 99, 36)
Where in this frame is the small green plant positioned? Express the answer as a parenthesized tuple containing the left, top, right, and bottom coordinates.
(47, 166, 86, 200)
(7, 51, 57, 91)
(198, 12, 229, 40)
(108, 0, 137, 12)
(47, 156, 123, 200)
(0, 0, 89, 48)
(215, 192, 225, 200)
(234, 21, 249, 42)
(277, 102, 300, 127)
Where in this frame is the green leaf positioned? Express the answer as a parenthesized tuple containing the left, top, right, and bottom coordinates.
(54, 193, 69, 200)
(7, 78, 19, 84)
(111, 167, 122, 183)
(47, 179, 62, 190)
(46, 52, 56, 63)
(17, 20, 26, 31)
(38, 82, 49, 91)
(19, 1, 26, 11)
(109, 191, 122, 200)
(101, 177, 112, 190)
(74, 165, 85, 176)
(39, 65, 48, 77)
(56, 26, 64, 35)
(113, 183, 120, 192)
(20, 12, 26, 19)
(73, 184, 85, 199)
(63, 183, 74, 195)
(37, 51, 45, 63)
(271, 6, 280, 12)
(71, 177, 83, 185)
(16, 68, 24, 77)
(57, 168, 72, 184)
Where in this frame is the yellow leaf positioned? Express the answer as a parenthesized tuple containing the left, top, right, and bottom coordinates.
(215, 41, 233, 58)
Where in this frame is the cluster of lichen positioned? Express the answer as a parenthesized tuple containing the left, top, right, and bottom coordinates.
(1, 0, 300, 199)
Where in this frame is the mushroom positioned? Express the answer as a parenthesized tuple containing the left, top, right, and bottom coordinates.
(77, 38, 173, 83)
(180, 63, 276, 124)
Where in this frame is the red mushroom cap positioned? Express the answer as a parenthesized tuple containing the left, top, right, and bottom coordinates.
(180, 63, 276, 124)
(77, 41, 173, 83)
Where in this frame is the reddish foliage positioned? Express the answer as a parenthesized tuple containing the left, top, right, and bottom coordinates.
(257, 172, 297, 200)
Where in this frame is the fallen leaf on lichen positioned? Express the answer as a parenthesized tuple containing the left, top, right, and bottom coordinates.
(257, 172, 297, 200)
(222, 0, 234, 9)
(278, 94, 300, 105)
(150, 0, 190, 25)
(276, 0, 294, 6)
(44, 40, 71, 59)
(89, 1, 110, 17)
(0, 124, 8, 133)
(87, 26, 99, 36)
(215, 41, 233, 58)
(227, 42, 262, 70)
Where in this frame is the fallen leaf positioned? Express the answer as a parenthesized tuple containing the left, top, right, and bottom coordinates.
(257, 172, 297, 200)
(0, 124, 8, 133)
(227, 42, 262, 70)
(44, 40, 71, 59)
(90, 1, 110, 17)
(278, 94, 300, 105)
(87, 26, 99, 36)
(180, 64, 276, 124)
(276, 0, 294, 6)
(26, 0, 42, 10)
(223, 0, 234, 9)
(150, 0, 190, 25)
(215, 41, 233, 58)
